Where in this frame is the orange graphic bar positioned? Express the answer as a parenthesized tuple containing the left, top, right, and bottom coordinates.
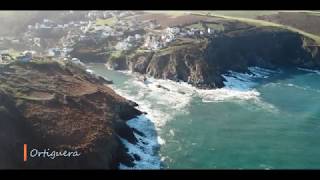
(24, 144, 27, 162)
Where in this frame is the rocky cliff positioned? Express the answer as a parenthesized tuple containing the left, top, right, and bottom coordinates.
(71, 24, 320, 89)
(109, 27, 320, 88)
(0, 60, 142, 169)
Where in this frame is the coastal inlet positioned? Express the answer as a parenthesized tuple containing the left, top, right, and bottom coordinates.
(89, 63, 320, 169)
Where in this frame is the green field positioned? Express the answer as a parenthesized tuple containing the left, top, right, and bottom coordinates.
(144, 11, 190, 18)
(200, 11, 280, 19)
(109, 50, 123, 58)
(185, 22, 224, 32)
(192, 11, 320, 44)
(96, 17, 117, 26)
(186, 23, 205, 30)
(206, 23, 225, 32)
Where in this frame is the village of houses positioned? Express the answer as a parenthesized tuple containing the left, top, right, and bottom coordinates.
(0, 11, 223, 65)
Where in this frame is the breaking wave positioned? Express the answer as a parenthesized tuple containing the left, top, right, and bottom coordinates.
(297, 67, 320, 75)
(99, 66, 280, 169)
(119, 115, 161, 169)
(222, 66, 279, 91)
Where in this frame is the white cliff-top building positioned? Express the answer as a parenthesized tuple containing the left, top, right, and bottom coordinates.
(127, 35, 135, 42)
(166, 27, 180, 34)
(135, 34, 142, 40)
(115, 41, 130, 50)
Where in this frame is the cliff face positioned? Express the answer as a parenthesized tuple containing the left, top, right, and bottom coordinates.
(70, 24, 320, 89)
(70, 39, 110, 63)
(106, 27, 320, 89)
(204, 27, 320, 72)
(0, 60, 141, 169)
(126, 42, 225, 88)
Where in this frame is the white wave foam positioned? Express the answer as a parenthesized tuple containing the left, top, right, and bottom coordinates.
(119, 115, 161, 169)
(85, 68, 94, 74)
(284, 83, 320, 93)
(248, 66, 278, 77)
(112, 75, 195, 129)
(109, 75, 193, 169)
(114, 67, 279, 112)
(197, 67, 276, 102)
(297, 67, 320, 75)
(222, 66, 277, 91)
(99, 67, 279, 169)
(222, 74, 257, 91)
(197, 88, 260, 102)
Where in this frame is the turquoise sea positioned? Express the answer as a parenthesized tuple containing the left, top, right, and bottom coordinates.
(88, 64, 320, 169)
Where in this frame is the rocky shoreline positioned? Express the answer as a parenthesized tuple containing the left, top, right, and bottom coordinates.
(72, 26, 320, 89)
(2, 12, 320, 169)
(0, 60, 144, 169)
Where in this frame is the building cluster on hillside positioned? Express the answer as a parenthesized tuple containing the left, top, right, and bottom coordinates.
(114, 34, 143, 50)
(86, 11, 136, 21)
(27, 18, 90, 32)
(0, 11, 227, 66)
(142, 23, 221, 50)
(47, 47, 73, 59)
(24, 18, 92, 48)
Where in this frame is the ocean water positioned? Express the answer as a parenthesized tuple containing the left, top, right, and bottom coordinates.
(87, 64, 320, 169)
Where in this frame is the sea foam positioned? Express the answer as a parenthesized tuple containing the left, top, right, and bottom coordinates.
(115, 66, 279, 129)
(110, 74, 192, 169)
(105, 67, 279, 169)
(119, 115, 161, 169)
(297, 67, 320, 75)
(198, 67, 279, 102)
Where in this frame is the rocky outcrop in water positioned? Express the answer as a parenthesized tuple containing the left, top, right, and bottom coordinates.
(0, 60, 142, 169)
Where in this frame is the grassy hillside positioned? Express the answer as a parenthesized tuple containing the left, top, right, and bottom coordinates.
(96, 17, 117, 26)
(199, 11, 279, 18)
(144, 11, 189, 18)
(192, 11, 320, 44)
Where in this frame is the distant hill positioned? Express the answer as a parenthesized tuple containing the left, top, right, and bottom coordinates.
(257, 11, 320, 36)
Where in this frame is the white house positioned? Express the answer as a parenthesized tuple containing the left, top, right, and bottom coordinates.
(103, 26, 113, 32)
(40, 24, 51, 29)
(70, 58, 86, 68)
(135, 34, 142, 40)
(11, 39, 20, 44)
(127, 35, 135, 42)
(115, 41, 130, 50)
(23, 51, 36, 56)
(144, 35, 162, 50)
(166, 27, 180, 34)
(207, 28, 211, 34)
(47, 48, 56, 57)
